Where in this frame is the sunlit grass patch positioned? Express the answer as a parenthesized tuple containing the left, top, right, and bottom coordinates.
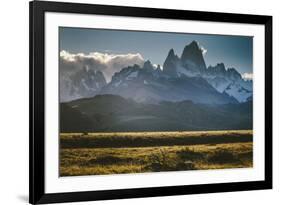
(60, 130, 253, 148)
(60, 144, 252, 176)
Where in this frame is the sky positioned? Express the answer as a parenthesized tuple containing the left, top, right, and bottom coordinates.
(59, 27, 253, 77)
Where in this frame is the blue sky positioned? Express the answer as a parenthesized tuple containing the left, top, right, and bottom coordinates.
(59, 27, 253, 74)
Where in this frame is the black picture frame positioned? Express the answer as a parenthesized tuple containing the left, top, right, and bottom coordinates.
(29, 1, 272, 204)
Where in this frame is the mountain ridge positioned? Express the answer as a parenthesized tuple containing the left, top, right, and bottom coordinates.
(100, 60, 238, 104)
(160, 41, 252, 102)
(60, 41, 252, 103)
(60, 94, 252, 132)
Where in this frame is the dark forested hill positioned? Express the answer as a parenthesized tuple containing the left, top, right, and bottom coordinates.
(60, 94, 252, 132)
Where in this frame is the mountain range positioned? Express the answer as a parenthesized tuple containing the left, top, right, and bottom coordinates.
(60, 41, 253, 132)
(161, 41, 252, 103)
(60, 66, 107, 102)
(60, 41, 252, 104)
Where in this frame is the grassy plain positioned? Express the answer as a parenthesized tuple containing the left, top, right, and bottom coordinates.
(60, 130, 253, 176)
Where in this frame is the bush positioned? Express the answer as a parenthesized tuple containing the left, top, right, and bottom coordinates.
(174, 161, 196, 170)
(207, 149, 239, 164)
(147, 149, 172, 171)
(85, 155, 133, 166)
(147, 149, 197, 171)
(177, 147, 204, 161)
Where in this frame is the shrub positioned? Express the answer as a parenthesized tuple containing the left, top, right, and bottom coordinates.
(207, 149, 239, 164)
(85, 155, 133, 166)
(147, 149, 197, 171)
(174, 161, 196, 170)
(177, 147, 204, 161)
(147, 149, 174, 171)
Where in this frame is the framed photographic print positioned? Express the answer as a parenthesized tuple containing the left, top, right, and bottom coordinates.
(29, 0, 272, 204)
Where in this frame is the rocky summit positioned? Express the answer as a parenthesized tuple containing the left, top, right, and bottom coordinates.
(60, 41, 252, 104)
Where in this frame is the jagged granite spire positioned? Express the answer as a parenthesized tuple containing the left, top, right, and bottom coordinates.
(181, 41, 206, 72)
(226, 67, 242, 81)
(206, 63, 241, 81)
(163, 49, 180, 77)
(206, 63, 227, 77)
(156, 64, 161, 71)
(143, 60, 154, 71)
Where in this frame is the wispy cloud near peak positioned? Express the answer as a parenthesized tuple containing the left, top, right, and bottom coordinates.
(242, 72, 253, 80)
(60, 50, 144, 82)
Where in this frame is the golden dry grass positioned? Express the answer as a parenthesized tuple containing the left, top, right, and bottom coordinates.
(60, 130, 252, 148)
(60, 130, 252, 139)
(60, 130, 253, 176)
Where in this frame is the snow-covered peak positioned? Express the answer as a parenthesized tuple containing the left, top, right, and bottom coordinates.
(226, 67, 242, 81)
(60, 68, 107, 102)
(224, 81, 252, 102)
(206, 63, 227, 77)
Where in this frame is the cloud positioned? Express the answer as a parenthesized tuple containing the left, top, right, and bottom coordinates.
(242, 72, 253, 80)
(200, 46, 207, 56)
(153, 64, 163, 70)
(60, 50, 144, 82)
(193, 40, 207, 56)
